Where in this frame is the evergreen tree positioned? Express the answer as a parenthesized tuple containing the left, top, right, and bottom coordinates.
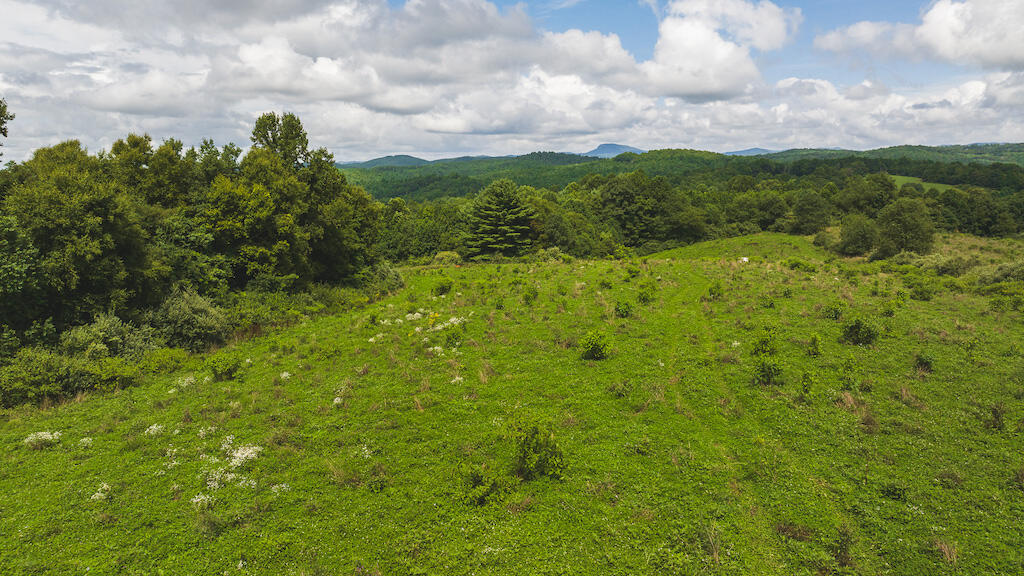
(467, 179, 535, 257)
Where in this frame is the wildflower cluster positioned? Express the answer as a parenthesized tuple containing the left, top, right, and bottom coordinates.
(90, 483, 111, 501)
(144, 424, 165, 436)
(24, 431, 61, 449)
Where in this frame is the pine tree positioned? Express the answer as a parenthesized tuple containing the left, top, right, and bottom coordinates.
(467, 179, 535, 257)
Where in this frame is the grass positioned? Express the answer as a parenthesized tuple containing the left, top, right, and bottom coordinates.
(891, 174, 960, 193)
(2, 232, 1024, 574)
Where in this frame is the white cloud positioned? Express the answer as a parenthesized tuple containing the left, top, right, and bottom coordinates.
(817, 0, 1024, 70)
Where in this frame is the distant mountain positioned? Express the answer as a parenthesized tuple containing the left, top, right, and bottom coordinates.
(583, 143, 646, 158)
(766, 143, 1024, 166)
(724, 148, 777, 156)
(339, 155, 429, 169)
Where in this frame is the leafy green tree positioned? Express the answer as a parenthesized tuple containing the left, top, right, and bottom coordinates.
(836, 213, 878, 256)
(251, 112, 309, 170)
(0, 215, 40, 329)
(791, 190, 832, 234)
(467, 179, 536, 257)
(0, 97, 12, 157)
(875, 197, 935, 258)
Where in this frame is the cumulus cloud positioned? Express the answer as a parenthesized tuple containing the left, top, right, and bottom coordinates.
(0, 0, 1022, 161)
(816, 0, 1024, 70)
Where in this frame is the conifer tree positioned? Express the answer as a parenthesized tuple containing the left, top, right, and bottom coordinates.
(467, 179, 535, 257)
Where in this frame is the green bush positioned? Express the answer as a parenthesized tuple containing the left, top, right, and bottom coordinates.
(206, 350, 243, 382)
(837, 214, 878, 256)
(522, 284, 539, 306)
(614, 300, 633, 318)
(432, 251, 463, 266)
(459, 463, 512, 506)
(432, 277, 454, 297)
(59, 313, 160, 360)
(579, 330, 610, 360)
(807, 333, 822, 357)
(139, 347, 190, 375)
(508, 418, 565, 481)
(752, 325, 779, 356)
(152, 288, 229, 352)
(914, 352, 935, 374)
(841, 317, 879, 346)
(701, 281, 724, 303)
(357, 261, 405, 298)
(637, 280, 656, 305)
(822, 301, 847, 321)
(0, 348, 139, 407)
(785, 258, 817, 273)
(753, 355, 783, 386)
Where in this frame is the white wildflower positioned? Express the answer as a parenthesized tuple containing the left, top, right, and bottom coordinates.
(202, 375, 212, 384)
(414, 327, 422, 333)
(333, 397, 343, 406)
(90, 483, 111, 501)
(368, 333, 384, 344)
(428, 346, 444, 356)
(177, 375, 196, 388)
(221, 435, 235, 452)
(228, 445, 262, 468)
(451, 375, 464, 384)
(24, 431, 61, 449)
(271, 483, 290, 494)
(245, 358, 253, 365)
(167, 388, 178, 394)
(280, 371, 291, 381)
(740, 257, 749, 263)
(78, 437, 93, 449)
(732, 341, 741, 348)
(144, 424, 165, 436)
(406, 312, 423, 321)
(198, 426, 217, 439)
(360, 444, 373, 459)
(190, 492, 213, 508)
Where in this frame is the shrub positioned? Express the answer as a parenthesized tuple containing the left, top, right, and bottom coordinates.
(152, 288, 229, 352)
(753, 355, 782, 386)
(206, 351, 243, 382)
(752, 325, 779, 356)
(837, 214, 878, 256)
(701, 281, 724, 303)
(59, 313, 161, 360)
(432, 277, 454, 297)
(0, 347, 139, 407)
(841, 317, 879, 346)
(822, 301, 847, 321)
(139, 347, 190, 375)
(357, 261, 405, 297)
(799, 371, 816, 400)
(914, 353, 935, 374)
(432, 251, 463, 266)
(579, 330, 609, 360)
(807, 333, 822, 357)
(522, 284, 539, 306)
(459, 463, 511, 506)
(637, 280, 656, 305)
(785, 258, 817, 273)
(508, 418, 565, 480)
(614, 300, 633, 318)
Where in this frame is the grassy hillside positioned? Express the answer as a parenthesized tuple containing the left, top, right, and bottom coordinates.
(3, 234, 1024, 575)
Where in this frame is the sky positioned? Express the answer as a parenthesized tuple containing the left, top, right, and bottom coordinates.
(1, 0, 1024, 161)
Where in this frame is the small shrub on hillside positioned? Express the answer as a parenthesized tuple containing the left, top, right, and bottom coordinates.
(637, 280, 656, 305)
(0, 348, 139, 407)
(614, 300, 633, 318)
(459, 463, 511, 506)
(579, 331, 609, 360)
(598, 278, 614, 290)
(752, 325, 779, 356)
(152, 288, 229, 352)
(807, 333, 822, 357)
(1013, 466, 1024, 491)
(904, 274, 938, 301)
(987, 402, 1008, 431)
(822, 301, 846, 321)
(206, 351, 243, 382)
(522, 284, 539, 306)
(834, 524, 856, 568)
(785, 258, 817, 273)
(914, 353, 935, 374)
(139, 348, 190, 375)
(841, 317, 879, 346)
(753, 355, 782, 386)
(59, 313, 161, 361)
(757, 294, 775, 309)
(432, 277, 454, 297)
(357, 261, 405, 297)
(508, 418, 565, 480)
(701, 281, 724, 303)
(432, 251, 462, 266)
(799, 372, 816, 401)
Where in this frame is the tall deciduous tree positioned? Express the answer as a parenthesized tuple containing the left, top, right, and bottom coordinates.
(875, 197, 935, 258)
(251, 112, 309, 170)
(467, 179, 536, 257)
(0, 97, 12, 157)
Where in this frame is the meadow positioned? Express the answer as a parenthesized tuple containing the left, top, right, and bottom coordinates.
(2, 233, 1023, 575)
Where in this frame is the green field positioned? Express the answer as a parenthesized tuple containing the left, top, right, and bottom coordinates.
(3, 233, 1024, 575)
(891, 175, 959, 193)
